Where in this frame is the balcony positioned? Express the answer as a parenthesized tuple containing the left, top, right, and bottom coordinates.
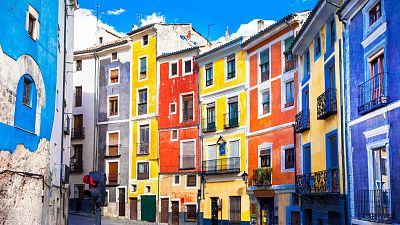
(72, 127, 85, 139)
(355, 189, 392, 224)
(252, 167, 272, 186)
(70, 159, 83, 173)
(358, 73, 388, 115)
(224, 111, 239, 129)
(202, 117, 216, 133)
(202, 157, 240, 175)
(294, 110, 310, 133)
(179, 155, 196, 170)
(137, 142, 149, 156)
(317, 88, 337, 120)
(296, 169, 340, 195)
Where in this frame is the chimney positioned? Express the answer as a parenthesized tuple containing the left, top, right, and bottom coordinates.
(225, 26, 230, 41)
(257, 20, 265, 32)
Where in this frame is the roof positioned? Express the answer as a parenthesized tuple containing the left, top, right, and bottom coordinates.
(196, 37, 244, 61)
(101, 27, 123, 38)
(74, 38, 129, 55)
(127, 23, 156, 36)
(157, 46, 200, 59)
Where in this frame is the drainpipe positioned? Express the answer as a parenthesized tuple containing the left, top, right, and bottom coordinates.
(292, 124, 297, 191)
(197, 55, 203, 225)
(93, 50, 99, 171)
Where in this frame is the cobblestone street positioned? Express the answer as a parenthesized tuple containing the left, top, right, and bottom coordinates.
(68, 213, 156, 225)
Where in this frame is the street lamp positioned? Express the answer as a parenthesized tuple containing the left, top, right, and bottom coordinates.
(241, 171, 248, 184)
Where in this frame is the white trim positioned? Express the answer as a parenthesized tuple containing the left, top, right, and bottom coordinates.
(108, 67, 120, 85)
(201, 84, 245, 101)
(130, 183, 137, 193)
(106, 130, 120, 156)
(170, 198, 181, 213)
(105, 190, 110, 205)
(144, 185, 152, 194)
(257, 47, 271, 85)
(182, 57, 193, 76)
(137, 121, 151, 154)
(171, 129, 179, 142)
(111, 51, 118, 62)
(138, 55, 148, 81)
(169, 60, 179, 78)
(184, 202, 198, 220)
(169, 102, 177, 115)
(180, 91, 194, 123)
(98, 119, 130, 125)
(281, 144, 295, 172)
(361, 22, 387, 48)
(172, 174, 180, 186)
(26, 5, 40, 41)
(348, 100, 400, 126)
(107, 94, 120, 118)
(258, 88, 272, 119)
(363, 125, 390, 139)
(281, 71, 295, 112)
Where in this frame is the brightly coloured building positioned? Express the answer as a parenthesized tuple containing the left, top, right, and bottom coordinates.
(339, 0, 400, 223)
(158, 47, 203, 225)
(291, 0, 347, 224)
(128, 23, 208, 222)
(197, 37, 250, 225)
(241, 13, 309, 225)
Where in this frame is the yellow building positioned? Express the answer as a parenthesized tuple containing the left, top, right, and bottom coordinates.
(291, 0, 346, 223)
(127, 23, 209, 222)
(196, 37, 250, 225)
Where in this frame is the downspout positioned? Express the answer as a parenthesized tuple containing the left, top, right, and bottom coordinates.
(93, 50, 99, 171)
(197, 55, 203, 225)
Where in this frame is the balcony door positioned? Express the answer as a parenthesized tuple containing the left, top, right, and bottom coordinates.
(370, 53, 384, 101)
(207, 144, 217, 172)
(229, 140, 240, 171)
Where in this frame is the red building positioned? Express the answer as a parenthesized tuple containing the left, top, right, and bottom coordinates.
(157, 47, 201, 224)
(241, 13, 309, 225)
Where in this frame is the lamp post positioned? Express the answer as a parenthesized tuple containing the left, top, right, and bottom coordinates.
(241, 171, 248, 185)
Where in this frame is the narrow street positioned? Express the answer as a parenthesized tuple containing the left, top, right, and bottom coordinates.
(68, 213, 155, 225)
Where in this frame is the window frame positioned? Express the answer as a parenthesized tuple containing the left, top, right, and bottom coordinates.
(142, 34, 149, 47)
(314, 33, 322, 61)
(226, 54, 236, 80)
(283, 79, 295, 109)
(205, 64, 214, 88)
(137, 88, 148, 115)
(259, 89, 271, 117)
(76, 60, 82, 71)
(185, 174, 197, 188)
(138, 124, 150, 155)
(171, 129, 178, 142)
(106, 159, 120, 184)
(75, 86, 82, 107)
(111, 52, 118, 61)
(259, 48, 271, 83)
(185, 203, 197, 222)
(180, 139, 196, 170)
(26, 5, 39, 41)
(169, 61, 179, 78)
(22, 78, 32, 107)
(138, 56, 148, 80)
(106, 130, 120, 157)
(183, 58, 193, 76)
(258, 143, 272, 168)
(181, 92, 194, 123)
(109, 67, 120, 85)
(229, 196, 241, 224)
(172, 175, 180, 186)
(137, 161, 150, 180)
(107, 95, 119, 118)
(281, 145, 295, 172)
(169, 102, 177, 115)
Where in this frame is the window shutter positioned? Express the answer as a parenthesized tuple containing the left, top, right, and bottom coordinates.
(284, 36, 294, 54)
(109, 162, 118, 182)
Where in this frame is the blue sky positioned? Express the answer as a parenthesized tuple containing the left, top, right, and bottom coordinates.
(77, 0, 318, 41)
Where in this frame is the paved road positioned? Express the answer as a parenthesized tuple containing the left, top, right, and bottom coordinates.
(68, 213, 156, 225)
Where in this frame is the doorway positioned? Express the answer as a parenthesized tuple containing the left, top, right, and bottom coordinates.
(171, 201, 179, 225)
(161, 198, 169, 223)
(211, 197, 219, 225)
(129, 198, 137, 220)
(118, 188, 125, 217)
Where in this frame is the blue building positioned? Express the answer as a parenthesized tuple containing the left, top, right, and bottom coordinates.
(339, 0, 400, 224)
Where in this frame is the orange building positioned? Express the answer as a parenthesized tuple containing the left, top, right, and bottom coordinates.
(241, 12, 309, 225)
(157, 47, 202, 225)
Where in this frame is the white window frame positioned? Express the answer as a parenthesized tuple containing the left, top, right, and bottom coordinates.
(105, 158, 120, 184)
(182, 58, 193, 76)
(258, 47, 271, 84)
(130, 184, 137, 193)
(169, 102, 177, 115)
(180, 139, 196, 170)
(136, 160, 151, 180)
(185, 174, 198, 189)
(281, 71, 295, 111)
(26, 5, 40, 41)
(225, 54, 238, 82)
(225, 93, 240, 126)
(171, 129, 179, 142)
(107, 94, 120, 118)
(281, 144, 295, 172)
(116, 186, 127, 203)
(111, 52, 118, 61)
(137, 87, 149, 116)
(169, 60, 179, 78)
(172, 175, 180, 186)
(204, 64, 215, 89)
(106, 130, 120, 156)
(180, 92, 194, 123)
(138, 55, 148, 81)
(258, 88, 271, 119)
(144, 185, 151, 194)
(258, 142, 272, 168)
(108, 67, 120, 85)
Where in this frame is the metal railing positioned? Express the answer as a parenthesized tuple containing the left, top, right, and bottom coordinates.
(358, 73, 388, 114)
(296, 169, 340, 194)
(224, 111, 239, 129)
(253, 167, 272, 186)
(294, 110, 310, 133)
(179, 155, 196, 170)
(317, 88, 337, 120)
(202, 157, 240, 175)
(355, 189, 392, 223)
(72, 127, 85, 139)
(137, 142, 149, 155)
(202, 117, 216, 132)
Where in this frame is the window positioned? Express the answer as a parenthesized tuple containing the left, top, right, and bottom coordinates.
(173, 175, 180, 185)
(112, 52, 118, 61)
(369, 1, 382, 26)
(181, 141, 196, 169)
(260, 148, 271, 168)
(328, 19, 336, 50)
(76, 60, 82, 71)
(260, 49, 270, 82)
(227, 97, 239, 127)
(28, 14, 36, 39)
(284, 36, 295, 72)
(285, 80, 295, 107)
(371, 147, 388, 189)
(314, 34, 321, 59)
(138, 89, 147, 115)
(205, 63, 213, 86)
(206, 103, 216, 131)
(75, 86, 82, 107)
(182, 94, 193, 122)
(110, 68, 119, 84)
(26, 6, 39, 40)
(137, 162, 149, 180)
(261, 90, 270, 115)
(108, 96, 118, 116)
(108, 132, 119, 156)
(74, 184, 84, 199)
(139, 125, 149, 155)
(304, 51, 311, 79)
(186, 174, 197, 187)
(171, 130, 178, 141)
(184, 59, 192, 74)
(131, 184, 137, 192)
(284, 148, 295, 170)
(70, 144, 83, 172)
(169, 102, 176, 114)
(185, 204, 197, 221)
(229, 196, 241, 223)
(99, 37, 103, 44)
(227, 54, 236, 79)
(23, 78, 32, 107)
(170, 62, 178, 77)
(139, 57, 147, 80)
(108, 162, 119, 184)
(145, 185, 151, 193)
(143, 35, 149, 46)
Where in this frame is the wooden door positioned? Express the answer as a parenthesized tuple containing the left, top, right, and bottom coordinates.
(118, 188, 125, 217)
(141, 195, 156, 222)
(130, 198, 137, 220)
(160, 198, 169, 223)
(171, 201, 179, 225)
(291, 212, 300, 225)
(211, 198, 218, 225)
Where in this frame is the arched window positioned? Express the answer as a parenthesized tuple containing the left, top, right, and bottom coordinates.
(14, 74, 37, 133)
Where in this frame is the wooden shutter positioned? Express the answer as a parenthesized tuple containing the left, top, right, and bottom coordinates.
(229, 196, 241, 223)
(110, 69, 119, 83)
(108, 133, 119, 156)
(186, 175, 196, 187)
(109, 162, 118, 183)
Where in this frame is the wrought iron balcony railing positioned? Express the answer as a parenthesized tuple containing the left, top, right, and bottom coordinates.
(317, 88, 337, 120)
(224, 111, 239, 129)
(296, 169, 340, 194)
(202, 157, 240, 175)
(355, 189, 392, 224)
(137, 142, 149, 155)
(182, 109, 194, 122)
(202, 117, 216, 133)
(294, 110, 310, 133)
(179, 155, 196, 170)
(252, 167, 272, 186)
(358, 73, 388, 115)
(72, 127, 85, 139)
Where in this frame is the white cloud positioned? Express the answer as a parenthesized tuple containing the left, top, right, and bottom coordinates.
(139, 13, 166, 27)
(213, 19, 276, 44)
(74, 8, 125, 51)
(106, 8, 126, 16)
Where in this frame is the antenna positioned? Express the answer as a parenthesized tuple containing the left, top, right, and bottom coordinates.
(207, 23, 216, 43)
(96, 3, 100, 31)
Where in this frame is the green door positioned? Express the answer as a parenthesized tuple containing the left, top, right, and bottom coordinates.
(141, 195, 156, 222)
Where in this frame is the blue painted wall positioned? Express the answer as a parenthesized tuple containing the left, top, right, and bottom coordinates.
(0, 0, 59, 151)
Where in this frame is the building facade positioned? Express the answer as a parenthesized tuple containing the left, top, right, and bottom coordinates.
(291, 0, 347, 224)
(242, 13, 308, 225)
(197, 38, 250, 225)
(158, 47, 202, 225)
(128, 23, 208, 223)
(339, 0, 400, 224)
